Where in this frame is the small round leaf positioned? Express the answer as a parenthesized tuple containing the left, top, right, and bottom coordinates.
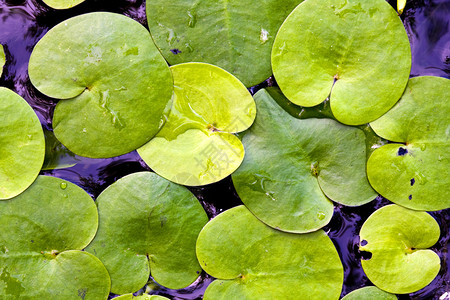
(0, 44, 4, 77)
(138, 63, 256, 186)
(272, 0, 411, 125)
(42, 0, 86, 9)
(85, 172, 208, 294)
(0, 88, 45, 199)
(232, 89, 376, 233)
(360, 205, 440, 294)
(342, 286, 397, 300)
(0, 176, 110, 299)
(29, 12, 173, 158)
(147, 0, 303, 87)
(196, 205, 344, 299)
(368, 76, 450, 211)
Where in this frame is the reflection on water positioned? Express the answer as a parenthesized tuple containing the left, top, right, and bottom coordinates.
(0, 0, 448, 299)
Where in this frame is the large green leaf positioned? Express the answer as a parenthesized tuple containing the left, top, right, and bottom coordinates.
(0, 176, 110, 299)
(232, 89, 376, 233)
(360, 205, 440, 294)
(146, 0, 303, 87)
(138, 63, 255, 186)
(0, 44, 4, 77)
(0, 88, 45, 200)
(85, 172, 208, 294)
(272, 0, 411, 125)
(196, 205, 344, 299)
(342, 286, 397, 300)
(42, 0, 85, 9)
(368, 76, 450, 211)
(28, 12, 173, 158)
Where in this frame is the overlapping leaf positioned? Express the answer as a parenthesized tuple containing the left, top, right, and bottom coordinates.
(272, 0, 411, 125)
(196, 205, 344, 299)
(360, 205, 440, 294)
(138, 63, 255, 186)
(342, 286, 397, 299)
(42, 0, 86, 9)
(29, 12, 173, 158)
(147, 0, 303, 87)
(0, 176, 110, 299)
(86, 172, 208, 294)
(368, 76, 450, 211)
(0, 88, 45, 199)
(232, 88, 376, 233)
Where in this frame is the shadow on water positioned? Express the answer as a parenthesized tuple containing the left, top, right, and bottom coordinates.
(0, 0, 448, 299)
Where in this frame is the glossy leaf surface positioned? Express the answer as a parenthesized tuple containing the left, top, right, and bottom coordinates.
(0, 88, 45, 199)
(368, 76, 450, 211)
(42, 0, 85, 9)
(29, 12, 173, 158)
(360, 205, 440, 294)
(196, 206, 344, 299)
(0, 45, 4, 77)
(138, 63, 255, 186)
(232, 89, 376, 233)
(86, 172, 208, 294)
(272, 0, 411, 125)
(147, 0, 303, 87)
(0, 176, 110, 299)
(342, 286, 397, 299)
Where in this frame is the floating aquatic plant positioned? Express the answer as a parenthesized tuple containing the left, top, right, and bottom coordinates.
(115, 294, 169, 300)
(0, 45, 4, 77)
(85, 172, 208, 294)
(138, 63, 255, 186)
(28, 12, 173, 158)
(42, 0, 86, 9)
(41, 129, 79, 170)
(196, 205, 344, 299)
(359, 204, 440, 294)
(368, 76, 450, 211)
(0, 88, 45, 200)
(272, 0, 411, 125)
(146, 0, 303, 87)
(232, 88, 376, 233)
(0, 176, 110, 299)
(342, 286, 397, 299)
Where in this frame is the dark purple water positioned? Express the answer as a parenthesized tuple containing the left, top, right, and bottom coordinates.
(0, 0, 448, 299)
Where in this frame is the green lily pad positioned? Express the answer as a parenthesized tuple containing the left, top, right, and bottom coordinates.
(342, 286, 397, 300)
(146, 0, 303, 87)
(232, 88, 376, 233)
(42, 0, 86, 9)
(28, 12, 173, 158)
(196, 205, 344, 299)
(85, 172, 208, 294)
(0, 44, 4, 77)
(115, 295, 169, 300)
(360, 204, 440, 294)
(272, 0, 411, 125)
(138, 63, 255, 186)
(368, 76, 450, 211)
(42, 129, 79, 170)
(0, 175, 110, 299)
(0, 88, 45, 200)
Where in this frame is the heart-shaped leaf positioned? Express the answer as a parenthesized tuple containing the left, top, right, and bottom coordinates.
(359, 204, 440, 294)
(232, 88, 376, 233)
(42, 0, 86, 9)
(146, 0, 303, 87)
(0, 88, 45, 199)
(196, 205, 344, 299)
(342, 286, 397, 300)
(29, 12, 173, 158)
(85, 172, 208, 294)
(272, 0, 411, 125)
(368, 76, 450, 211)
(0, 175, 110, 299)
(138, 63, 255, 186)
